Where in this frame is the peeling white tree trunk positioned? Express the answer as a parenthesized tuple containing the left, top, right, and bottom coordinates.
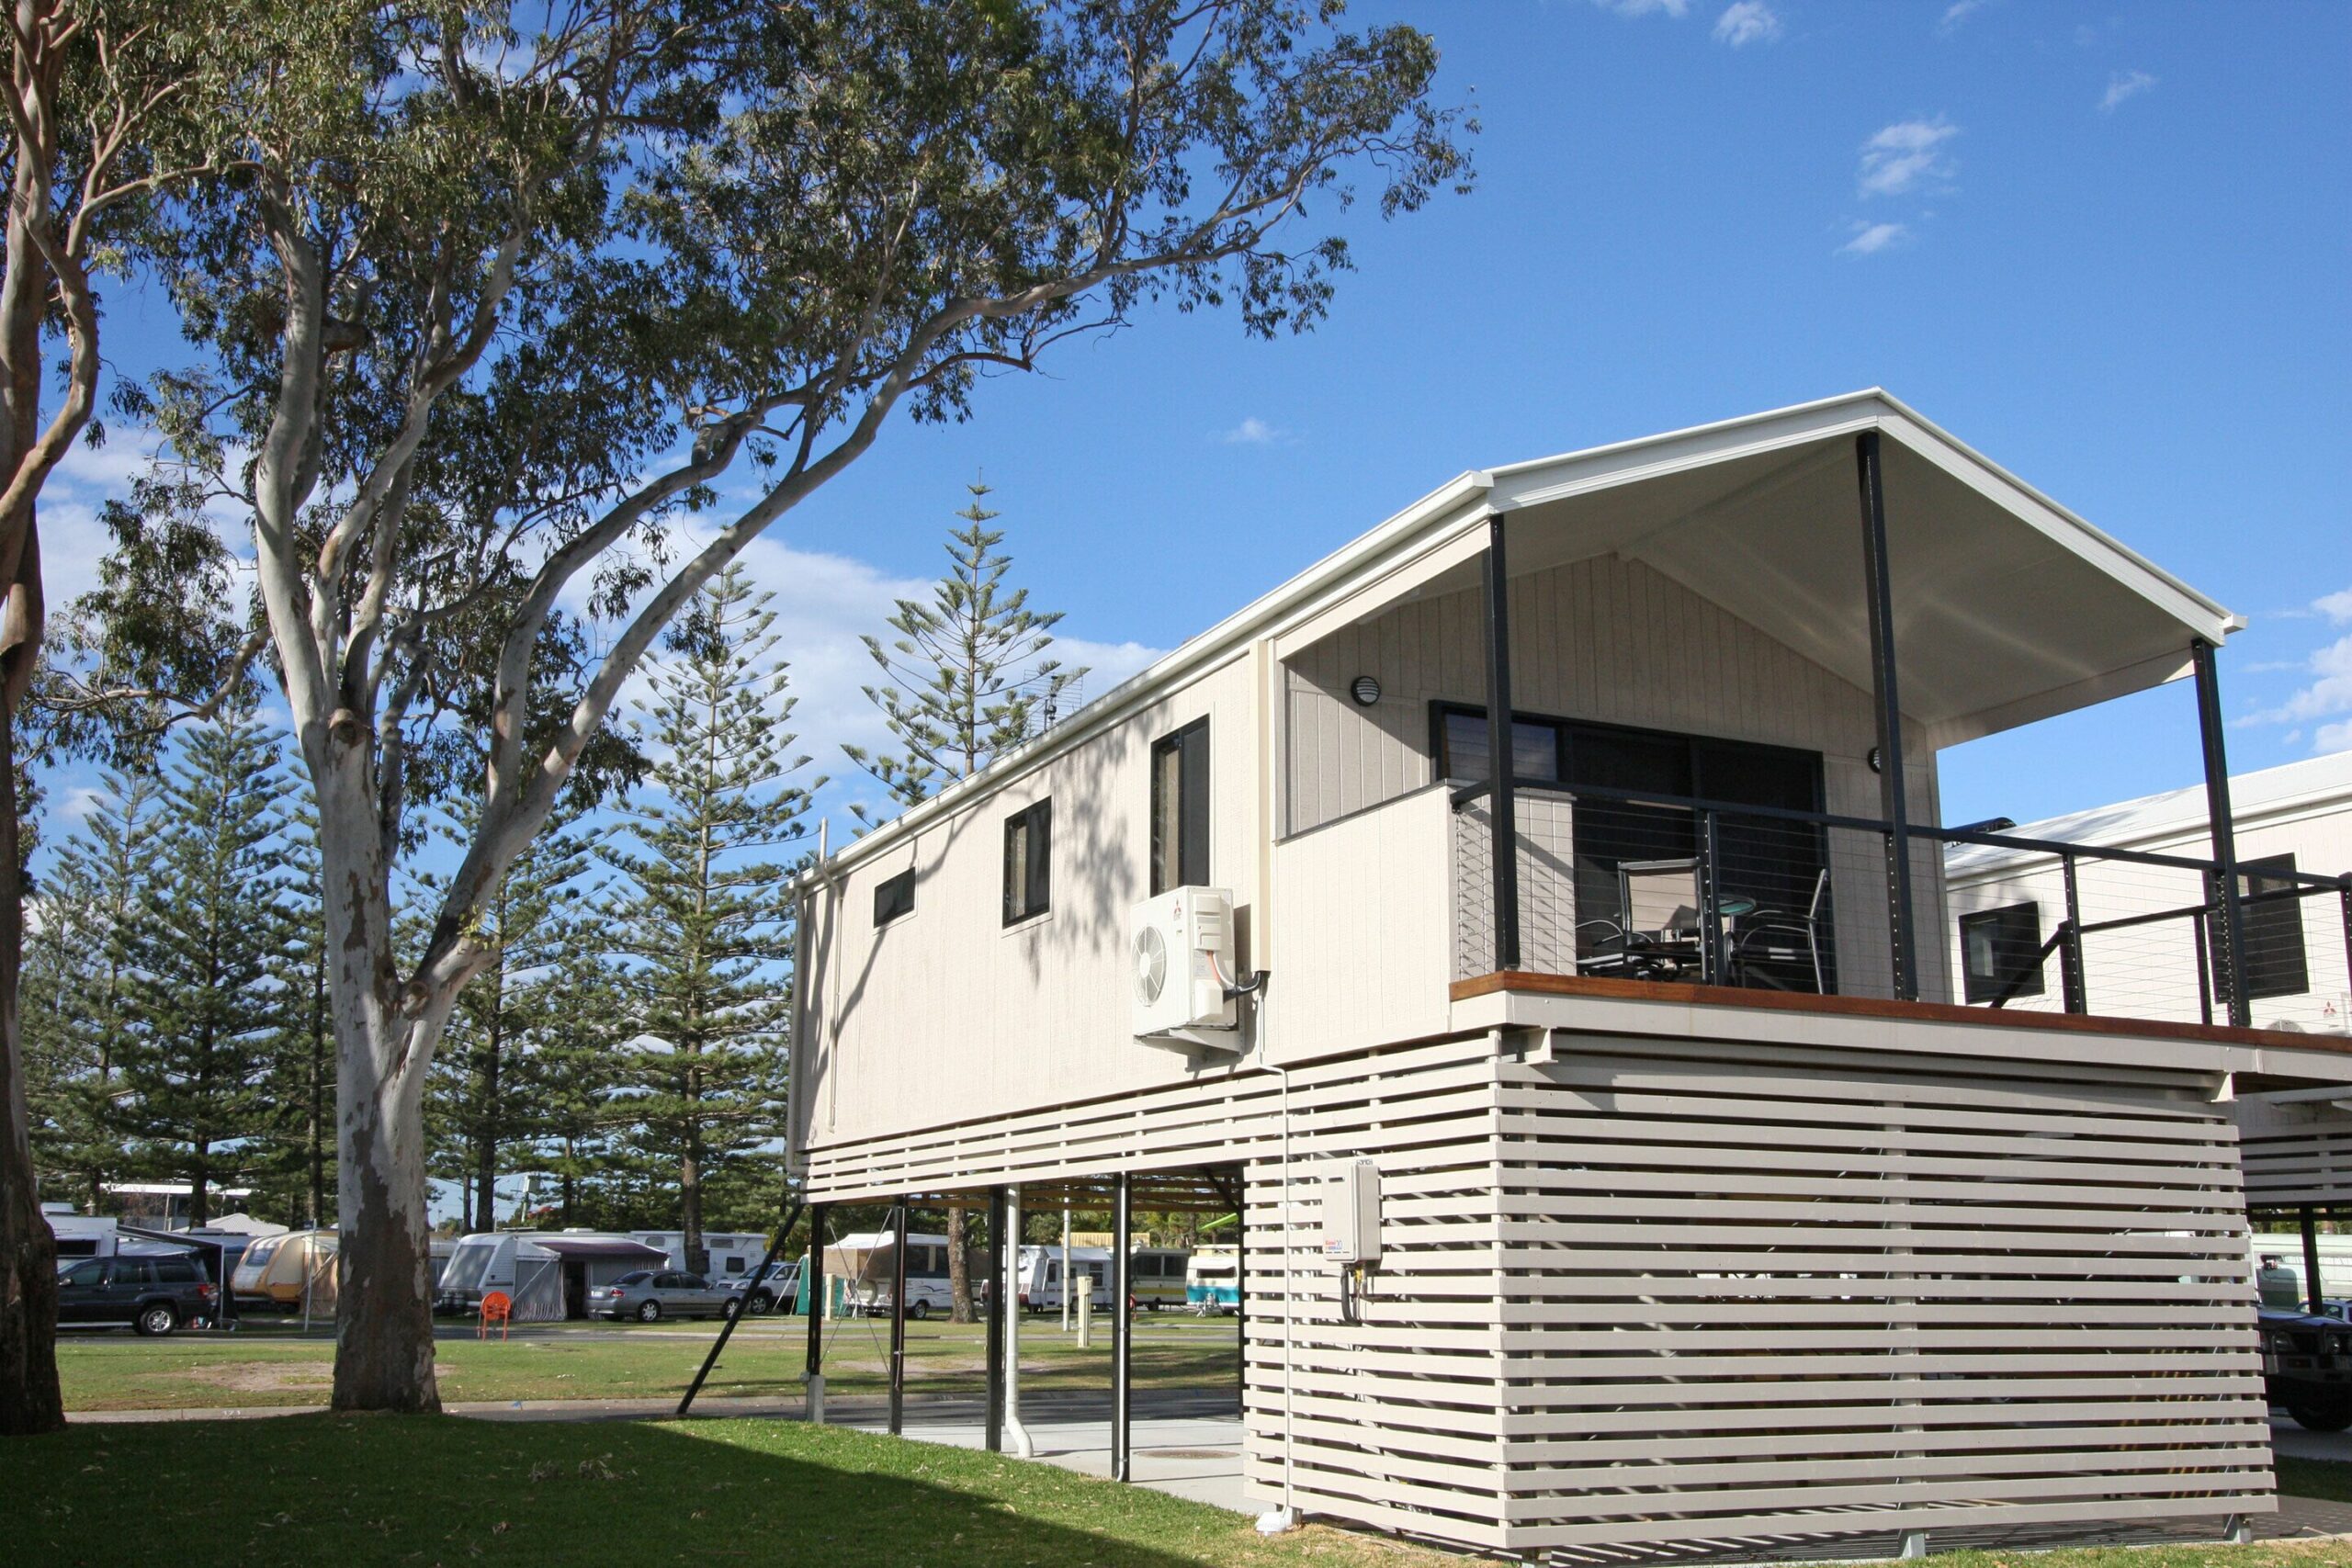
(311, 739, 459, 1413)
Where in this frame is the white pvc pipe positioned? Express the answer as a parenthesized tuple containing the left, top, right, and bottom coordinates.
(1004, 1184, 1033, 1458)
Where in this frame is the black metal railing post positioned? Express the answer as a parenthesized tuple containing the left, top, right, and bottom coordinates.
(804, 1201, 828, 1420)
(1855, 431, 1917, 1001)
(1481, 513, 1521, 972)
(1697, 808, 1726, 987)
(2058, 853, 2088, 1015)
(2193, 908, 2215, 1027)
(2191, 637, 2251, 1027)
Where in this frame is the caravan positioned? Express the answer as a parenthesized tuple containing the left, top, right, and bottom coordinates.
(434, 1230, 671, 1321)
(230, 1229, 339, 1313)
(831, 1230, 978, 1318)
(628, 1229, 770, 1280)
(1184, 1247, 1238, 1315)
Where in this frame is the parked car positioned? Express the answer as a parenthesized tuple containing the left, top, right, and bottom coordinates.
(2260, 1307, 2352, 1431)
(55, 1252, 218, 1336)
(723, 1258, 800, 1315)
(593, 1269, 730, 1322)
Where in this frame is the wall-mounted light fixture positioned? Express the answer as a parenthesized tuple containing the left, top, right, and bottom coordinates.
(1867, 746, 1883, 774)
(1351, 676, 1381, 707)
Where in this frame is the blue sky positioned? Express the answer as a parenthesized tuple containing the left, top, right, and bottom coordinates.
(44, 0, 2351, 837)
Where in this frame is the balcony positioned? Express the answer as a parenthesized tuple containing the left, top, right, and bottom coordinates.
(1449, 777, 2352, 1038)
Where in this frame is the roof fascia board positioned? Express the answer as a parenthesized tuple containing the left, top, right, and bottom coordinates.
(1871, 397, 2240, 641)
(803, 468, 1494, 885)
(1271, 511, 1494, 660)
(1487, 400, 1881, 513)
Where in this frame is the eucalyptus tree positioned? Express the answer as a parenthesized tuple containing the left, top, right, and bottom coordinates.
(267, 808, 334, 1229)
(0, 0, 320, 1438)
(602, 564, 810, 1273)
(88, 0, 1470, 1411)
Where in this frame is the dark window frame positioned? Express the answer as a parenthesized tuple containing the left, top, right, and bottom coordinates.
(873, 866, 916, 928)
(1429, 699, 1826, 811)
(1002, 798, 1054, 926)
(1149, 718, 1212, 895)
(1960, 901, 2046, 1004)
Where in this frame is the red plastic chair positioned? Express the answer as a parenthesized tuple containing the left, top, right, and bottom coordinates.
(479, 1290, 513, 1340)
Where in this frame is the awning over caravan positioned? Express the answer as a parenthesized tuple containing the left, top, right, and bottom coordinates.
(531, 1236, 666, 1262)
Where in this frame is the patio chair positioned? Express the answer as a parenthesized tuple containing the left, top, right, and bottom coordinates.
(479, 1289, 512, 1341)
(1730, 867, 1830, 994)
(1575, 860, 1705, 981)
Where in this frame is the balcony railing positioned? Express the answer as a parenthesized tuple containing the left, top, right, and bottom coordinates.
(1450, 778, 2352, 1035)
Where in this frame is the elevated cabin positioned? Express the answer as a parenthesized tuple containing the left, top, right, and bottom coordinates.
(790, 391, 2352, 1560)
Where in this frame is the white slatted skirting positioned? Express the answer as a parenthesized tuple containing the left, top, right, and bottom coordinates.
(807, 1030, 2270, 1558)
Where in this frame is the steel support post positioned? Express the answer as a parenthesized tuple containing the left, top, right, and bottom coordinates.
(2192, 637, 2252, 1027)
(1854, 431, 1917, 999)
(804, 1201, 828, 1422)
(678, 1198, 802, 1417)
(985, 1186, 1006, 1452)
(2304, 1206, 2326, 1316)
(1481, 512, 1521, 972)
(1112, 1174, 1134, 1482)
(888, 1198, 909, 1435)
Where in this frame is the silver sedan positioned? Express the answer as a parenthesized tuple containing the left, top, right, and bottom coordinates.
(594, 1269, 731, 1322)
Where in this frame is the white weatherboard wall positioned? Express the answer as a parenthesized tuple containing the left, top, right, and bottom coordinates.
(797, 656, 1267, 1159)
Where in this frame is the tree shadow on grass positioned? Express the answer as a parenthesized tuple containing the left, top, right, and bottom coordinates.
(6, 1412, 1262, 1567)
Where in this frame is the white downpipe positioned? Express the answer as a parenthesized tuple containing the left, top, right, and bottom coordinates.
(1004, 1184, 1034, 1458)
(1059, 1206, 1072, 1331)
(1254, 1058, 1299, 1536)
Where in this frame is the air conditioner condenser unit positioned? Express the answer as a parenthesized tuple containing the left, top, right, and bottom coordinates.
(1130, 886, 1239, 1049)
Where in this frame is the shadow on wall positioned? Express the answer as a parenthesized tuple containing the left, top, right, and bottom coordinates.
(0, 1412, 1257, 1567)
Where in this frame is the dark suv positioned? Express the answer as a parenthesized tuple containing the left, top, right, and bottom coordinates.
(56, 1252, 218, 1336)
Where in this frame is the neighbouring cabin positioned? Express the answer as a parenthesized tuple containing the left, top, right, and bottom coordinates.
(789, 391, 2352, 1559)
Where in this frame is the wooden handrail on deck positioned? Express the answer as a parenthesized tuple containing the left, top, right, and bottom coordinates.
(1451, 968, 2352, 1054)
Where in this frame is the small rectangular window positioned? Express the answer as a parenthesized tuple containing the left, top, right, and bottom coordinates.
(1960, 902, 2045, 1003)
(1150, 719, 1211, 894)
(873, 866, 915, 927)
(1003, 799, 1052, 924)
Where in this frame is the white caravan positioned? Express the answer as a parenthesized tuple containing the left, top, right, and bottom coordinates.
(629, 1229, 770, 1280)
(435, 1229, 671, 1321)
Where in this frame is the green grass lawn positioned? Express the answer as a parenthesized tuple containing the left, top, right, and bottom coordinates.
(3, 1414, 2347, 1568)
(56, 1315, 1238, 1411)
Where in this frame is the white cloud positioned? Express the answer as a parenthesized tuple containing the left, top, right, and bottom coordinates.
(2100, 70, 2156, 113)
(1713, 1, 1781, 47)
(1938, 0, 1986, 33)
(2246, 632, 2352, 747)
(1857, 118, 1960, 197)
(1838, 220, 1909, 256)
(1592, 0, 1690, 16)
(1220, 416, 1291, 446)
(2317, 588, 2352, 625)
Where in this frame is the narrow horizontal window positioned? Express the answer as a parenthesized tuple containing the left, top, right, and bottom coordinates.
(873, 866, 915, 927)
